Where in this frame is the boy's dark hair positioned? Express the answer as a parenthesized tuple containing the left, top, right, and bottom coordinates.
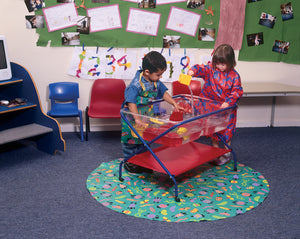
(142, 51, 167, 73)
(212, 44, 236, 71)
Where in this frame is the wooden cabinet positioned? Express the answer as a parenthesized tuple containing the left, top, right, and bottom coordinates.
(0, 62, 65, 154)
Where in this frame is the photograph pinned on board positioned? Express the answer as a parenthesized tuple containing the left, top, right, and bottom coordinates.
(187, 0, 205, 10)
(25, 0, 45, 12)
(138, 0, 156, 8)
(57, 0, 75, 2)
(76, 16, 90, 34)
(25, 15, 44, 29)
(61, 32, 80, 46)
(259, 12, 277, 28)
(198, 28, 215, 41)
(259, 12, 277, 29)
(92, 0, 110, 2)
(163, 35, 181, 48)
(246, 32, 263, 46)
(272, 40, 289, 54)
(280, 2, 294, 21)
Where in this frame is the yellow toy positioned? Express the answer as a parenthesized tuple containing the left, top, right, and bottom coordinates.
(178, 73, 192, 86)
(177, 127, 187, 135)
(131, 123, 149, 138)
(149, 118, 165, 125)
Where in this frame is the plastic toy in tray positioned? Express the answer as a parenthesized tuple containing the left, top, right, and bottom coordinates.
(121, 94, 233, 147)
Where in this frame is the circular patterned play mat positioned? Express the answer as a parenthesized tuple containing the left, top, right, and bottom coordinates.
(86, 159, 269, 222)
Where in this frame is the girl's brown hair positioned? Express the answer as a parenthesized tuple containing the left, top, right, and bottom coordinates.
(212, 44, 236, 71)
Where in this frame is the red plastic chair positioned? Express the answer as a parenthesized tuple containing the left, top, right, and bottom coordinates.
(172, 80, 202, 96)
(85, 78, 126, 140)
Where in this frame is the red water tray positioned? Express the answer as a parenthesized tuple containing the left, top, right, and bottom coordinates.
(128, 142, 231, 176)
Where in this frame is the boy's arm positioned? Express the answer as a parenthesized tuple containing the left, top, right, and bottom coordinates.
(127, 102, 147, 128)
(162, 92, 184, 111)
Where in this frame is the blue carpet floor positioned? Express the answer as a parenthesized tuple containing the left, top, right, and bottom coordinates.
(0, 127, 299, 239)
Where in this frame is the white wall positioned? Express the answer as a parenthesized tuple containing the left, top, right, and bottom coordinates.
(1, 0, 299, 132)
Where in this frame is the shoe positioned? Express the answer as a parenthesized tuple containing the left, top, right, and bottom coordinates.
(124, 162, 153, 174)
(210, 153, 231, 166)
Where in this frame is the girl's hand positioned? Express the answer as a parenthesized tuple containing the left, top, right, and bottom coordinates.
(187, 69, 194, 76)
(220, 102, 230, 109)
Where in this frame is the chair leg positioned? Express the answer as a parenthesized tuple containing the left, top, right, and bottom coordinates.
(79, 111, 84, 142)
(85, 106, 89, 141)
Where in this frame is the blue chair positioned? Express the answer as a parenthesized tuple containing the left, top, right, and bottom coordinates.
(47, 82, 84, 142)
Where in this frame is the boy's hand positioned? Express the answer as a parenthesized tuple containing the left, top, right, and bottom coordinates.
(173, 103, 184, 112)
(134, 118, 148, 129)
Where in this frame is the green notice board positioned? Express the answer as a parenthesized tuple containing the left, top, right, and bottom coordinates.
(238, 0, 300, 65)
(35, 0, 220, 48)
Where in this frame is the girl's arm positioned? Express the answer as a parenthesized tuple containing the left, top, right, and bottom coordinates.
(224, 74, 243, 106)
(188, 64, 207, 78)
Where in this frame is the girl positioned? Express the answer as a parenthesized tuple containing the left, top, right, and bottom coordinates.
(188, 44, 243, 165)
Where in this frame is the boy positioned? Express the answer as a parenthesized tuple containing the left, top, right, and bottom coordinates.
(121, 51, 182, 173)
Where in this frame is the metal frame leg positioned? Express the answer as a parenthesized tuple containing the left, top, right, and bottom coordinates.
(85, 106, 89, 141)
(270, 96, 276, 128)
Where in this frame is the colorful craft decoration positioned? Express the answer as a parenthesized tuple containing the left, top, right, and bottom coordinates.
(180, 55, 190, 73)
(205, 6, 214, 25)
(76, 0, 87, 10)
(76, 50, 86, 78)
(69, 47, 196, 80)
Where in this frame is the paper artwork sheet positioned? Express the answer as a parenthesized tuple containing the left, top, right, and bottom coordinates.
(166, 6, 201, 36)
(137, 49, 195, 82)
(126, 8, 161, 36)
(161, 53, 195, 82)
(104, 48, 137, 79)
(200, 55, 212, 65)
(136, 48, 154, 70)
(87, 5, 122, 33)
(68, 47, 102, 80)
(122, 0, 138, 3)
(43, 3, 78, 32)
(156, 0, 186, 5)
(68, 47, 137, 79)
